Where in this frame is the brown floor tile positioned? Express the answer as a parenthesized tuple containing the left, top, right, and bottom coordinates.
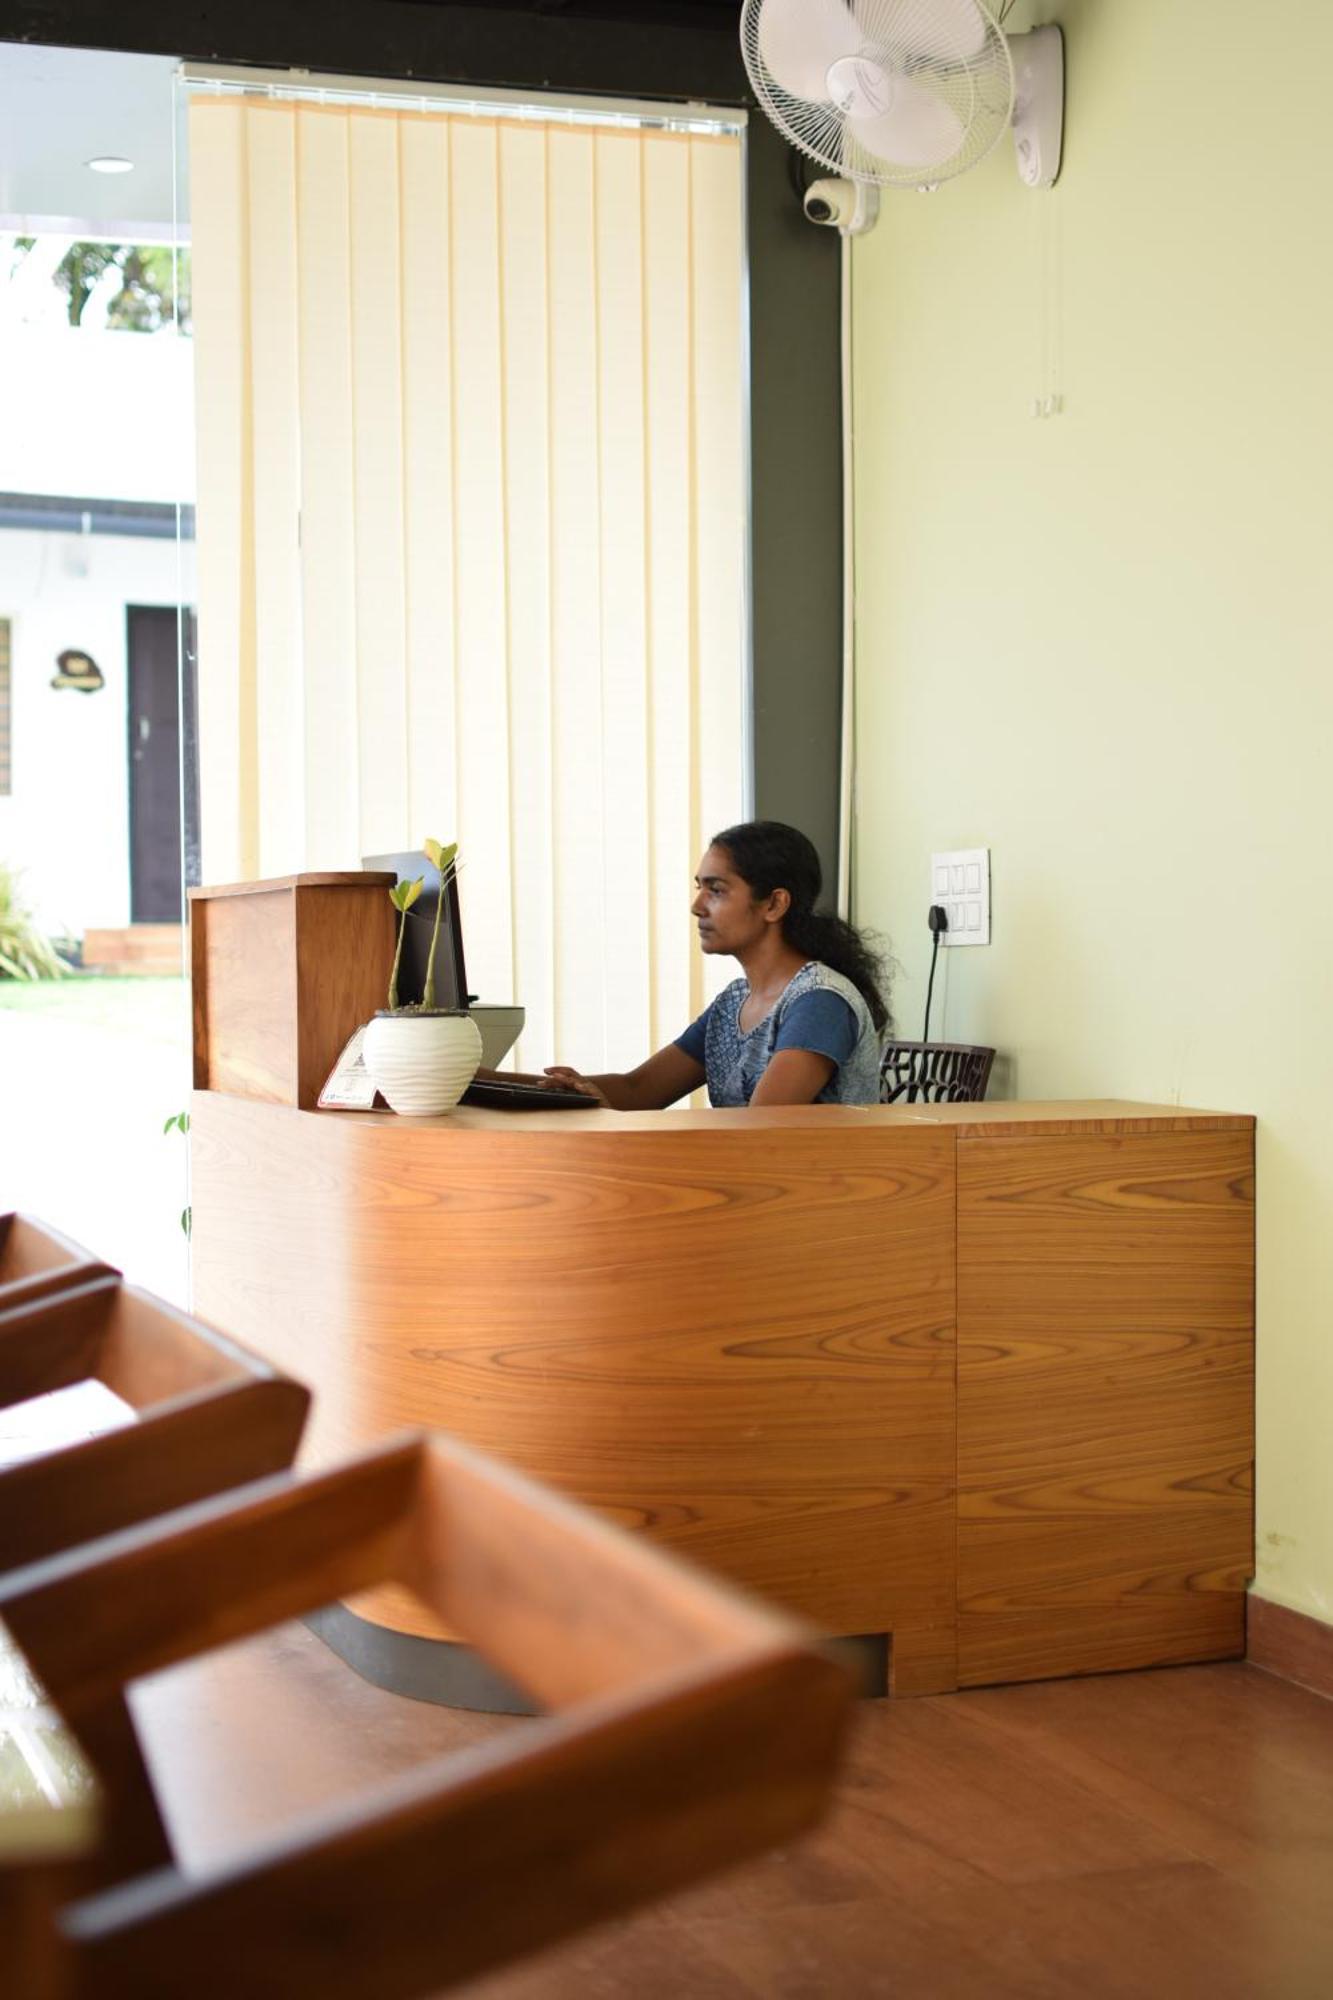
(121, 1633, 1333, 1999)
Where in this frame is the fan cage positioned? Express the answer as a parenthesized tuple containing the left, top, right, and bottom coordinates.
(740, 0, 1015, 190)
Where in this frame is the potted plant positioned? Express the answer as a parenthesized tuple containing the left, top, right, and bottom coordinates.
(361, 839, 483, 1116)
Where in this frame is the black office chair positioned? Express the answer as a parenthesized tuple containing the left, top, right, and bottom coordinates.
(879, 1040, 995, 1104)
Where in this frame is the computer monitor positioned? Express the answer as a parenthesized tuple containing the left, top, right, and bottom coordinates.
(362, 851, 472, 1010)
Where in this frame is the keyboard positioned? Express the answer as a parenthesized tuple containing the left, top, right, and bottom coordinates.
(461, 1077, 599, 1111)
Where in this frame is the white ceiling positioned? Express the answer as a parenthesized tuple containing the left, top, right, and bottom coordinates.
(0, 44, 183, 240)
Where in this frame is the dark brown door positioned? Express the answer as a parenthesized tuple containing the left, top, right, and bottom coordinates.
(127, 605, 197, 923)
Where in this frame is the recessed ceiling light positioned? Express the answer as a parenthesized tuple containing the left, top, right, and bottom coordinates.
(86, 156, 135, 175)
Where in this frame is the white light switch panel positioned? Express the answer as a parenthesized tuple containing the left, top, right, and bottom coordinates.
(930, 848, 990, 947)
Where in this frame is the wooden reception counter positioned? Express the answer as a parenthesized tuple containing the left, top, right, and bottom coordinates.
(190, 1092, 1255, 1701)
(189, 878, 1254, 1703)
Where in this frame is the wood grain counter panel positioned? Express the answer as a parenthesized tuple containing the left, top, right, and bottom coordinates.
(190, 1094, 958, 1658)
(956, 1130, 1254, 1687)
(906, 1101, 1253, 1137)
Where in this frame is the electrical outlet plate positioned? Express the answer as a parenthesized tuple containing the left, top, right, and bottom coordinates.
(931, 848, 990, 947)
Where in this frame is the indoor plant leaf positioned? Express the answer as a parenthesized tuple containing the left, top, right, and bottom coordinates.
(389, 877, 424, 914)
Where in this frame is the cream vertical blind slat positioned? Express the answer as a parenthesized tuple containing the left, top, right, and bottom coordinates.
(399, 117, 459, 847)
(189, 91, 746, 1067)
(690, 135, 747, 930)
(449, 119, 514, 1005)
(190, 101, 257, 884)
(498, 122, 556, 1065)
(295, 108, 361, 868)
(546, 125, 607, 1064)
(244, 103, 305, 876)
(594, 129, 653, 1068)
(348, 111, 410, 856)
(641, 135, 696, 1048)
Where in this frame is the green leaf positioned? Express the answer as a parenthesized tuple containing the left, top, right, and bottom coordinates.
(389, 877, 425, 912)
(180, 1206, 192, 1239)
(422, 838, 457, 875)
(163, 1114, 177, 1134)
(0, 861, 68, 981)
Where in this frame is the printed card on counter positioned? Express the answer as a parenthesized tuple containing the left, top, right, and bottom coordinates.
(317, 1025, 382, 1110)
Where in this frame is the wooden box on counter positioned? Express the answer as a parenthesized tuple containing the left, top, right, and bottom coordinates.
(189, 873, 395, 1110)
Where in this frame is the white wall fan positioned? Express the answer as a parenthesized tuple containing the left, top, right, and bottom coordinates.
(740, 0, 1064, 196)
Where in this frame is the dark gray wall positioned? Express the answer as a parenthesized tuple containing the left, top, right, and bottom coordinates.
(1, 0, 844, 888)
(745, 114, 842, 890)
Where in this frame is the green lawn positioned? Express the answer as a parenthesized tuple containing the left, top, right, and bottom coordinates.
(0, 976, 188, 1039)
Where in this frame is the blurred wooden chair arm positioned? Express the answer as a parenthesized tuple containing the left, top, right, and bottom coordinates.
(3, 1430, 854, 2000)
(0, 1277, 310, 1573)
(0, 1214, 116, 1318)
(0, 1266, 310, 1885)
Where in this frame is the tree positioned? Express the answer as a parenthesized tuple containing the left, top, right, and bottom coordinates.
(50, 242, 192, 333)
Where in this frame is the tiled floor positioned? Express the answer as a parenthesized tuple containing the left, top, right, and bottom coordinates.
(5, 1400, 1333, 1995)
(8, 1556, 1333, 2000)
(102, 1637, 1333, 1997)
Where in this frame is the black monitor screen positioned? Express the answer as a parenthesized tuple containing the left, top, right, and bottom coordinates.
(363, 852, 472, 1009)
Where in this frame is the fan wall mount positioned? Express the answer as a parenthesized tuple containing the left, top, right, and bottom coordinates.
(741, 0, 1064, 196)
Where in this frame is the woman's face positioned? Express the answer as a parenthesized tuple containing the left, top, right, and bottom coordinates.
(691, 845, 780, 956)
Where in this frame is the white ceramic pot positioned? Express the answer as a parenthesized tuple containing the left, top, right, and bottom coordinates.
(362, 1010, 483, 1116)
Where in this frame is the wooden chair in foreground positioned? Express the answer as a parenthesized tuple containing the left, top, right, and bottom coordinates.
(0, 1273, 310, 1880)
(0, 1279, 311, 1574)
(1, 1429, 854, 2000)
(0, 1214, 114, 1316)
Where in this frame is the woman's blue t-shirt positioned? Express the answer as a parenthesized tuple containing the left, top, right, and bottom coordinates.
(674, 961, 882, 1107)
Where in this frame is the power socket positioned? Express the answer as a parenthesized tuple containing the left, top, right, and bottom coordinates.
(930, 849, 990, 946)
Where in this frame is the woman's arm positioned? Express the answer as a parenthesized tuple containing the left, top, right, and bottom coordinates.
(545, 1043, 705, 1111)
(748, 1048, 836, 1107)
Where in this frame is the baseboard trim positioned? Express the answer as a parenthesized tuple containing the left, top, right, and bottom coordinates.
(1247, 1595, 1333, 1700)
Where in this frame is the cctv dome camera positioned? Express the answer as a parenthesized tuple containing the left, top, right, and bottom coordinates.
(801, 178, 879, 236)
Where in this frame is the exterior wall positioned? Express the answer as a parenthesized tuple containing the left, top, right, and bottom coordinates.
(850, 0, 1333, 1625)
(0, 323, 194, 502)
(0, 309, 195, 939)
(0, 527, 195, 935)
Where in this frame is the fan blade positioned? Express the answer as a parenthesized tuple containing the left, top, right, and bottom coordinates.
(855, 0, 990, 68)
(851, 78, 966, 169)
(759, 0, 862, 104)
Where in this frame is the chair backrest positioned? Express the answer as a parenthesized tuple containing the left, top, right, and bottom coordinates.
(2, 1430, 854, 2000)
(0, 1215, 115, 1318)
(0, 1269, 311, 1885)
(879, 1040, 996, 1105)
(0, 1276, 311, 1574)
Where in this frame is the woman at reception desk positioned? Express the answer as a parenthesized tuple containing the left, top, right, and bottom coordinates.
(542, 821, 887, 1112)
(188, 860, 1255, 1710)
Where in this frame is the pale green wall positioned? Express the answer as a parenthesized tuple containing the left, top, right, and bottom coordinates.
(851, 0, 1333, 1622)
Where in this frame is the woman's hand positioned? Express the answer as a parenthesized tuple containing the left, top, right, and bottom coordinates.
(542, 1066, 610, 1107)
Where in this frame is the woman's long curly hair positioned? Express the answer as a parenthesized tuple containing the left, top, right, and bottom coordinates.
(710, 820, 891, 1033)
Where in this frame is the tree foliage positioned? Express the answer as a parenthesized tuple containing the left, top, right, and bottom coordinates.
(49, 242, 192, 332)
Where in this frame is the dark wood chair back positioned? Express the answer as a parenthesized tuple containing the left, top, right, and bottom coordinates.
(0, 1270, 311, 1882)
(0, 1215, 114, 1317)
(1, 1430, 853, 2000)
(880, 1039, 996, 1104)
(0, 1276, 310, 1575)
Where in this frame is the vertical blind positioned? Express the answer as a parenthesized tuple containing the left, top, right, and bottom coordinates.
(189, 90, 748, 1070)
